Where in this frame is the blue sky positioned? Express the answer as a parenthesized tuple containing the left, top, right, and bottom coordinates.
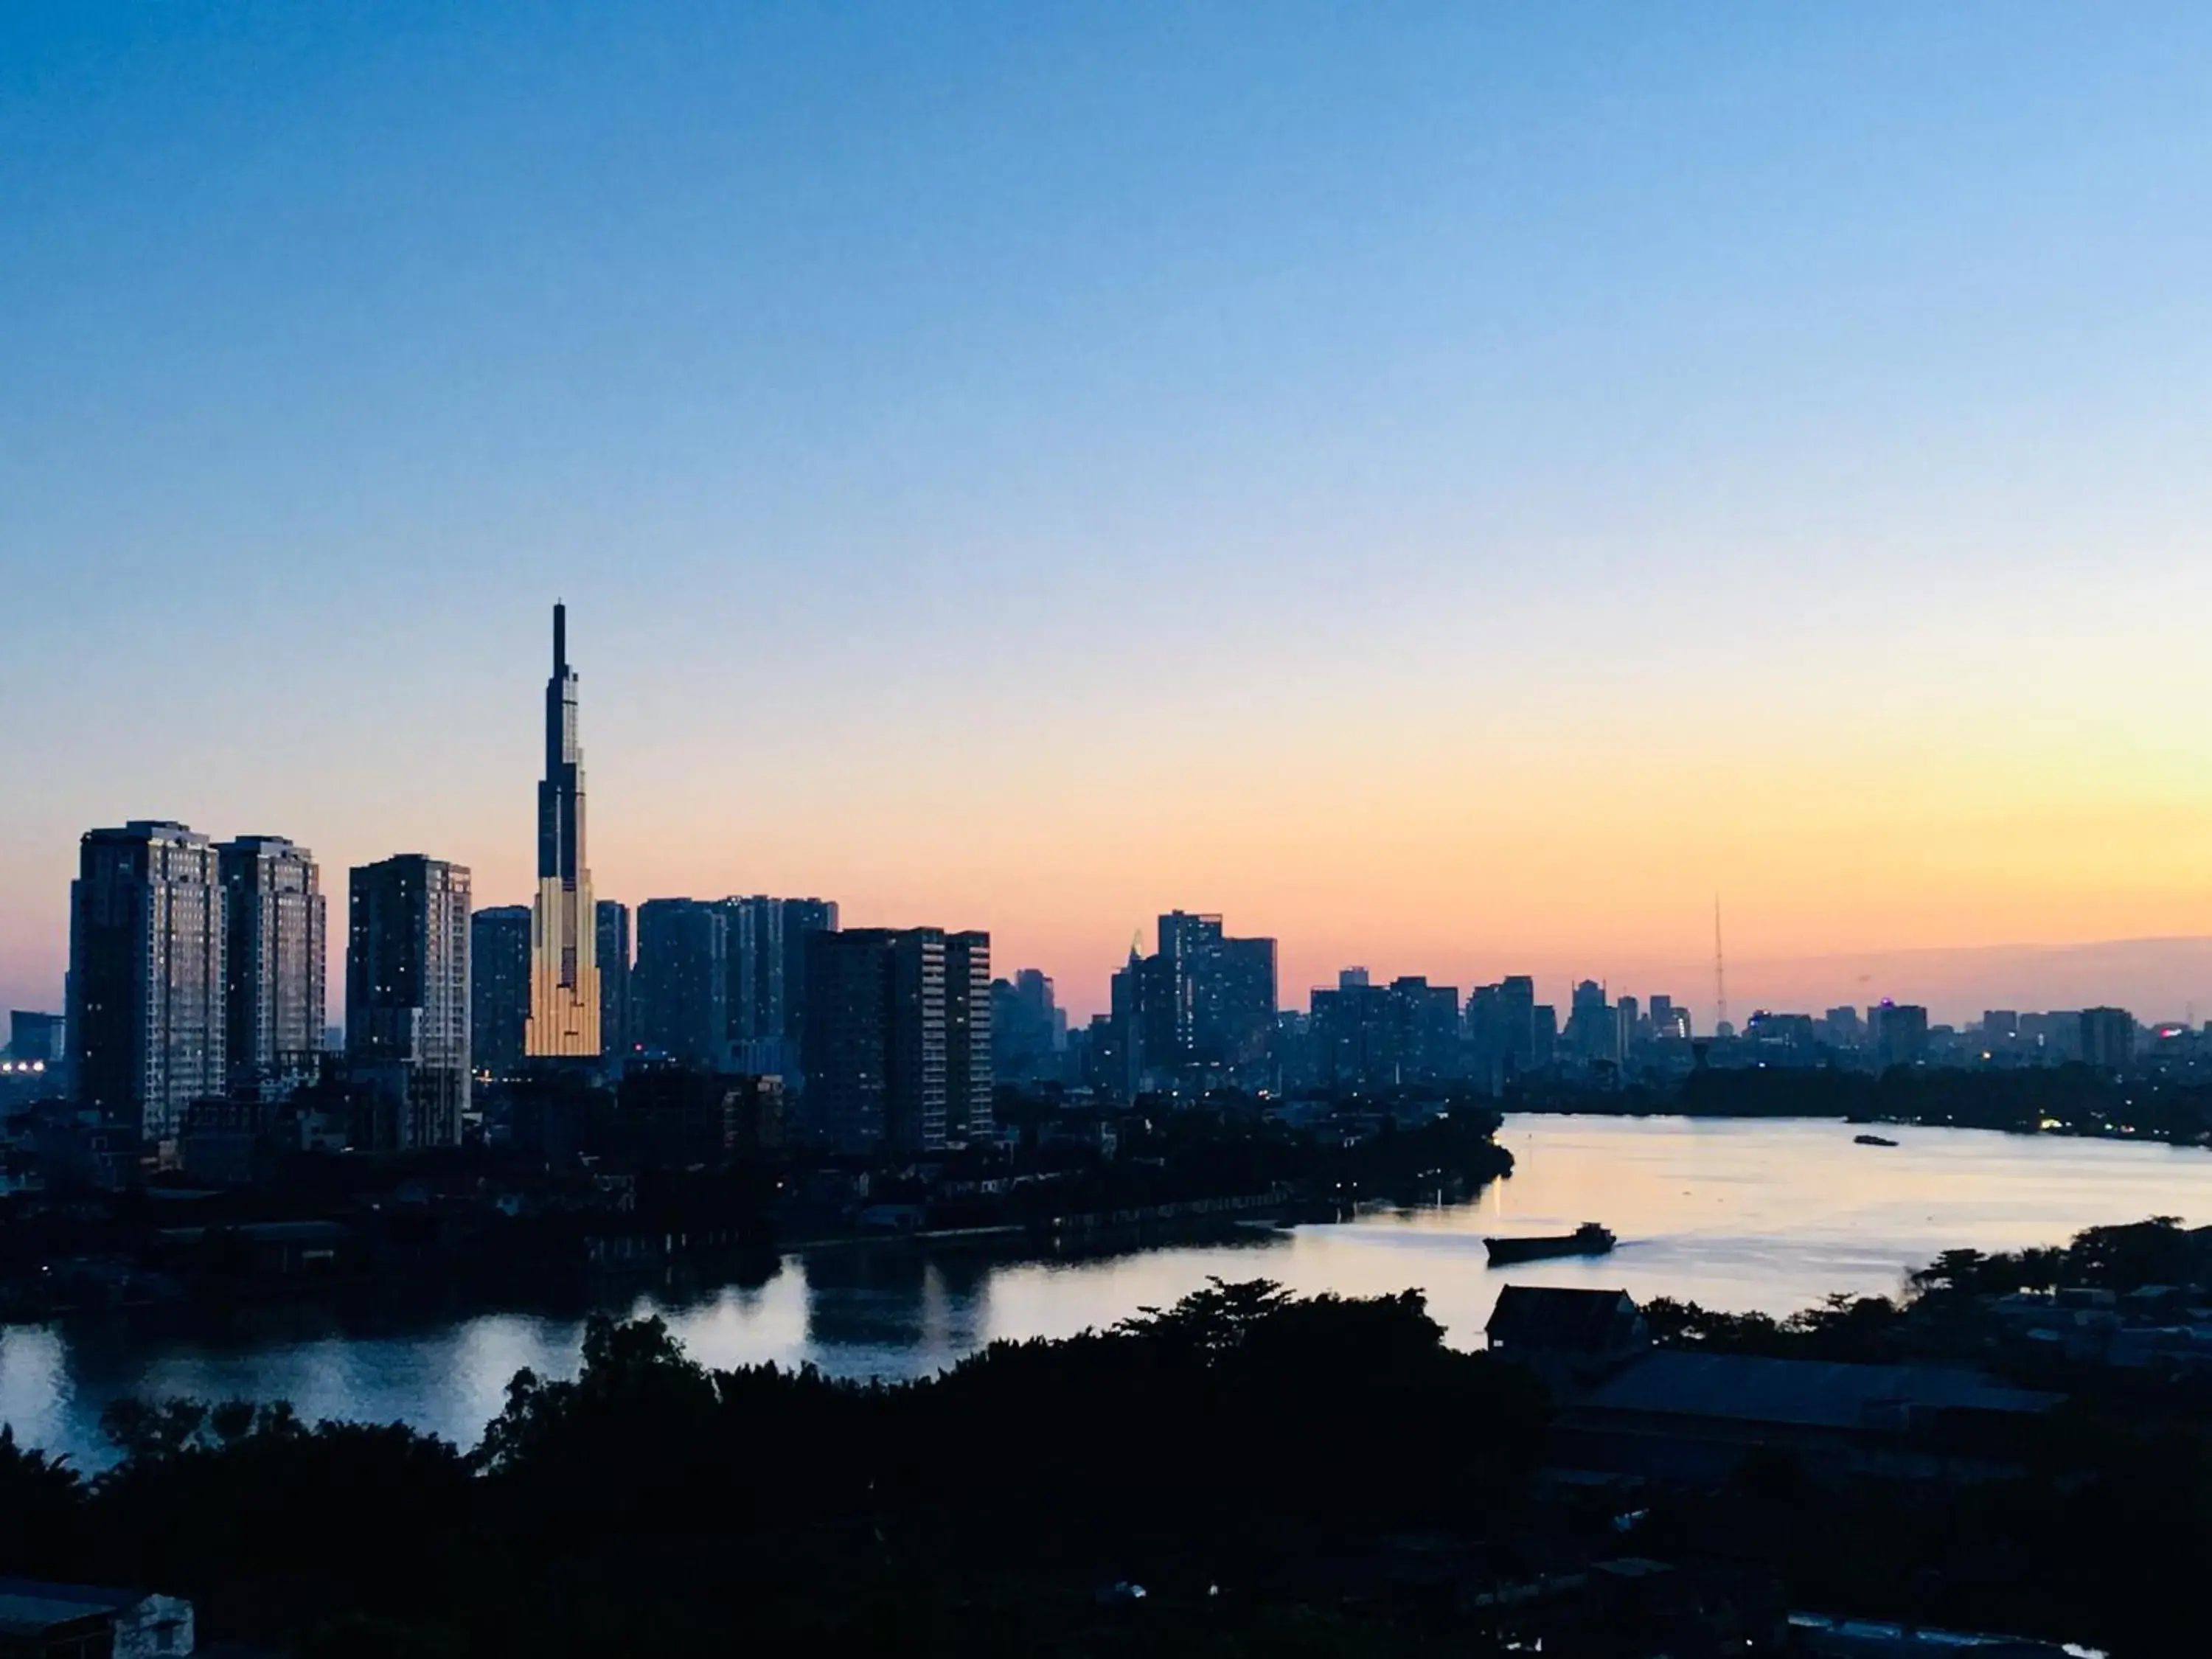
(7, 4, 2212, 1019)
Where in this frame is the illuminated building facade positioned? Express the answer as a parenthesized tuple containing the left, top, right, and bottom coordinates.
(524, 603, 601, 1058)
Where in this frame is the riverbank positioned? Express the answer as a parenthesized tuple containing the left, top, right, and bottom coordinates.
(5, 1237, 2190, 1659)
(5, 1115, 2207, 1469)
(1509, 1062, 2212, 1147)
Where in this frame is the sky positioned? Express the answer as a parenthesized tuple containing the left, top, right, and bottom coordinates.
(7, 3, 2212, 1026)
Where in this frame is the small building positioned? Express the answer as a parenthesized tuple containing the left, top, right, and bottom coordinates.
(0, 1577, 194, 1658)
(1788, 1609, 2084, 1657)
(151, 1220, 358, 1281)
(1484, 1287, 1649, 1389)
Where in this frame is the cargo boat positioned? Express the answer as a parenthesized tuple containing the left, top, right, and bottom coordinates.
(1484, 1222, 1615, 1265)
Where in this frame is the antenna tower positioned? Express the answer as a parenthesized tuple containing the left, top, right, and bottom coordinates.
(1713, 897, 1729, 1034)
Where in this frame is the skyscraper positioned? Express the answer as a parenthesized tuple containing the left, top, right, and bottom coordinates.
(991, 967, 1065, 1082)
(595, 900, 631, 1062)
(720, 896, 781, 1053)
(68, 821, 226, 1140)
(1130, 911, 1279, 1085)
(2079, 1006, 2135, 1072)
(944, 930, 994, 1144)
(802, 926, 962, 1152)
(777, 897, 839, 1060)
(1105, 945, 1148, 1104)
(525, 603, 599, 1058)
(1567, 979, 1619, 1066)
(347, 855, 472, 1150)
(1390, 975, 1463, 1081)
(216, 835, 326, 1094)
(470, 905, 532, 1078)
(1310, 970, 1397, 1093)
(1871, 1002, 1930, 1072)
(633, 898, 727, 1066)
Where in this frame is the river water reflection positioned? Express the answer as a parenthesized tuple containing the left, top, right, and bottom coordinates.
(4, 1115, 2209, 1464)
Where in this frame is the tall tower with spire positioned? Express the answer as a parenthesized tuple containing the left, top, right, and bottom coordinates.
(524, 602, 602, 1058)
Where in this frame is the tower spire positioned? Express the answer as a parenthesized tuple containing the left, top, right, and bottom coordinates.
(1713, 896, 1729, 1035)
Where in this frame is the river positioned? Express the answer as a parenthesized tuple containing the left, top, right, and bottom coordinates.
(4, 1114, 2208, 1464)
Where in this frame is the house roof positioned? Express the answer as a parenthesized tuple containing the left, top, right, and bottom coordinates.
(1577, 1351, 2060, 1431)
(0, 1578, 146, 1637)
(1486, 1286, 1641, 1350)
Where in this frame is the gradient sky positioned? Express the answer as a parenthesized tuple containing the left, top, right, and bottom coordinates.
(8, 4, 2212, 1025)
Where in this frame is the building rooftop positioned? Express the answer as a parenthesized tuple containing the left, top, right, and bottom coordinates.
(1486, 1285, 1644, 1353)
(0, 1577, 145, 1638)
(1579, 1351, 2060, 1431)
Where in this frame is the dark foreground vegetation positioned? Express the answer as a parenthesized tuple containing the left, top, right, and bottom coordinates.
(6, 1226, 2212, 1655)
(0, 1282, 1551, 1658)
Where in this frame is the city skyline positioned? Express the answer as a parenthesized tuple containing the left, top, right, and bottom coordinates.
(21, 591, 2212, 1034)
(21, 585, 2212, 1031)
(12, 8, 2212, 1024)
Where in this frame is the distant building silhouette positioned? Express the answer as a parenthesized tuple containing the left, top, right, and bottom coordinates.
(470, 905, 532, 1079)
(1310, 971, 1394, 1093)
(1112, 911, 1277, 1091)
(1567, 979, 1618, 1068)
(633, 899, 728, 1067)
(596, 899, 631, 1062)
(992, 967, 1066, 1082)
(347, 855, 471, 1150)
(1104, 947, 1147, 1103)
(7, 1011, 64, 1065)
(216, 835, 325, 1095)
(2080, 1006, 2136, 1072)
(1871, 1002, 1929, 1071)
(68, 820, 226, 1140)
(1309, 972, 1461, 1092)
(1532, 1002, 1559, 1065)
(1467, 975, 1543, 1090)
(720, 896, 781, 1060)
(1394, 976, 1463, 1080)
(777, 897, 839, 1063)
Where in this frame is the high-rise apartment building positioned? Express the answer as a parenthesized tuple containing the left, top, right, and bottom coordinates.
(1566, 979, 1618, 1067)
(1871, 1002, 1929, 1072)
(802, 927, 972, 1152)
(944, 930, 993, 1144)
(777, 897, 839, 1059)
(347, 855, 472, 1150)
(992, 967, 1065, 1082)
(470, 905, 532, 1078)
(1391, 976, 1463, 1080)
(8, 1012, 65, 1065)
(595, 900, 631, 1062)
(525, 604, 600, 1059)
(718, 895, 783, 1061)
(68, 821, 226, 1140)
(2080, 1006, 2136, 1073)
(1467, 975, 1543, 1090)
(1127, 911, 1279, 1086)
(1105, 947, 1148, 1104)
(633, 899, 727, 1067)
(217, 836, 325, 1094)
(1310, 970, 1397, 1093)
